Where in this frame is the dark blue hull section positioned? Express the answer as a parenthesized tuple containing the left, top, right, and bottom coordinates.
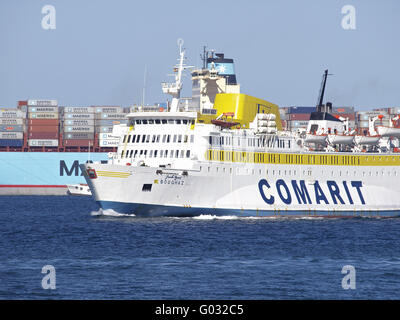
(97, 201, 400, 218)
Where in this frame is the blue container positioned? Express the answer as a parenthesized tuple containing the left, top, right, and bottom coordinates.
(0, 125, 24, 132)
(288, 106, 315, 114)
(0, 139, 24, 147)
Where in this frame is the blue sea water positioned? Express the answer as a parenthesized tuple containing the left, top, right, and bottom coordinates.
(0, 196, 399, 300)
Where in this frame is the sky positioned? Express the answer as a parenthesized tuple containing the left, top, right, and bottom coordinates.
(0, 0, 399, 110)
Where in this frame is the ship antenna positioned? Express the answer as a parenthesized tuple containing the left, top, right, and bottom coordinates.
(200, 45, 208, 69)
(316, 69, 333, 112)
(142, 64, 147, 107)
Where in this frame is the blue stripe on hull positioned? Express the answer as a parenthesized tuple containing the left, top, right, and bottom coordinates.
(97, 201, 400, 218)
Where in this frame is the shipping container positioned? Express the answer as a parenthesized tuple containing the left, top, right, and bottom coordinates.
(95, 126, 113, 133)
(64, 119, 95, 126)
(27, 119, 59, 126)
(288, 113, 310, 121)
(28, 125, 59, 133)
(0, 118, 24, 125)
(332, 106, 355, 114)
(64, 113, 95, 120)
(0, 110, 27, 118)
(0, 125, 24, 132)
(99, 139, 120, 147)
(28, 139, 59, 147)
(95, 113, 127, 120)
(63, 139, 94, 147)
(95, 119, 129, 126)
(28, 112, 59, 119)
(18, 101, 28, 106)
(63, 107, 95, 114)
(28, 132, 59, 139)
(332, 113, 355, 121)
(0, 132, 24, 139)
(27, 99, 57, 107)
(94, 106, 123, 114)
(389, 107, 400, 115)
(63, 126, 94, 133)
(0, 139, 23, 147)
(287, 106, 315, 114)
(28, 106, 58, 113)
(64, 132, 95, 140)
(99, 133, 120, 140)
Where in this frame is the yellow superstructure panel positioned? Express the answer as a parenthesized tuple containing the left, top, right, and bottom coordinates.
(198, 93, 282, 130)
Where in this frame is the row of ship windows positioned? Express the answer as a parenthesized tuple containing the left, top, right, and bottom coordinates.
(123, 134, 195, 144)
(134, 119, 195, 125)
(207, 150, 400, 166)
(121, 149, 191, 159)
(209, 136, 290, 148)
(197, 166, 399, 177)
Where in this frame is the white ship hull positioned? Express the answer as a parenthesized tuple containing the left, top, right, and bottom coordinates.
(82, 161, 400, 217)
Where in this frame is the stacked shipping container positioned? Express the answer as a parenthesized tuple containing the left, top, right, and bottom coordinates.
(94, 106, 127, 147)
(27, 100, 59, 147)
(62, 106, 95, 147)
(0, 107, 26, 147)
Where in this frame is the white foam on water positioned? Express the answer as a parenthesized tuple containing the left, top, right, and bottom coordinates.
(192, 214, 239, 220)
(90, 208, 136, 217)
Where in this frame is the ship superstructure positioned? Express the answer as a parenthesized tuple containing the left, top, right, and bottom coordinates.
(81, 43, 400, 217)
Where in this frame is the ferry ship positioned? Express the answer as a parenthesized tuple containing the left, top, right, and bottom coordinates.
(81, 42, 400, 217)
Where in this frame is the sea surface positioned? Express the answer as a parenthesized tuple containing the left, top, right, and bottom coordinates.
(0, 195, 399, 300)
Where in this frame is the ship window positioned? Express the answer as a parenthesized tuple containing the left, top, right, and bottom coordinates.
(154, 150, 158, 157)
(140, 150, 143, 156)
(160, 150, 164, 157)
(167, 135, 171, 143)
(142, 120, 148, 124)
(186, 150, 190, 158)
(209, 136, 212, 145)
(149, 150, 153, 158)
(142, 184, 152, 192)
(144, 150, 148, 157)
(136, 135, 141, 143)
(134, 150, 138, 158)
(183, 120, 188, 124)
(162, 135, 166, 143)
(123, 135, 127, 143)
(155, 119, 161, 124)
(165, 150, 169, 158)
(180, 150, 184, 158)
(176, 150, 179, 158)
(129, 150, 134, 158)
(148, 119, 154, 124)
(135, 120, 141, 124)
(162, 119, 167, 124)
(146, 135, 150, 143)
(131, 135, 136, 143)
(176, 119, 181, 124)
(173, 135, 177, 143)
(184, 135, 188, 143)
(156, 135, 160, 142)
(152, 135, 156, 143)
(141, 135, 146, 143)
(168, 119, 174, 124)
(178, 135, 182, 143)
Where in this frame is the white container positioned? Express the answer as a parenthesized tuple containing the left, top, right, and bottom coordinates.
(0, 118, 24, 125)
(63, 107, 95, 114)
(64, 113, 95, 120)
(64, 126, 95, 133)
(99, 133, 120, 140)
(28, 139, 59, 147)
(0, 132, 24, 139)
(0, 110, 27, 118)
(28, 106, 58, 113)
(94, 106, 124, 114)
(99, 139, 120, 147)
(27, 99, 58, 107)
(64, 119, 95, 126)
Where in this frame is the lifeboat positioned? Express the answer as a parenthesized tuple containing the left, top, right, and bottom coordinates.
(327, 134, 354, 145)
(354, 135, 380, 145)
(305, 133, 327, 144)
(376, 126, 400, 138)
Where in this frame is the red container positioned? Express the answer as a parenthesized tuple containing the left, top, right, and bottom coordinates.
(18, 100, 28, 106)
(63, 139, 94, 147)
(28, 132, 59, 139)
(27, 119, 59, 126)
(28, 125, 59, 133)
(288, 113, 311, 121)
